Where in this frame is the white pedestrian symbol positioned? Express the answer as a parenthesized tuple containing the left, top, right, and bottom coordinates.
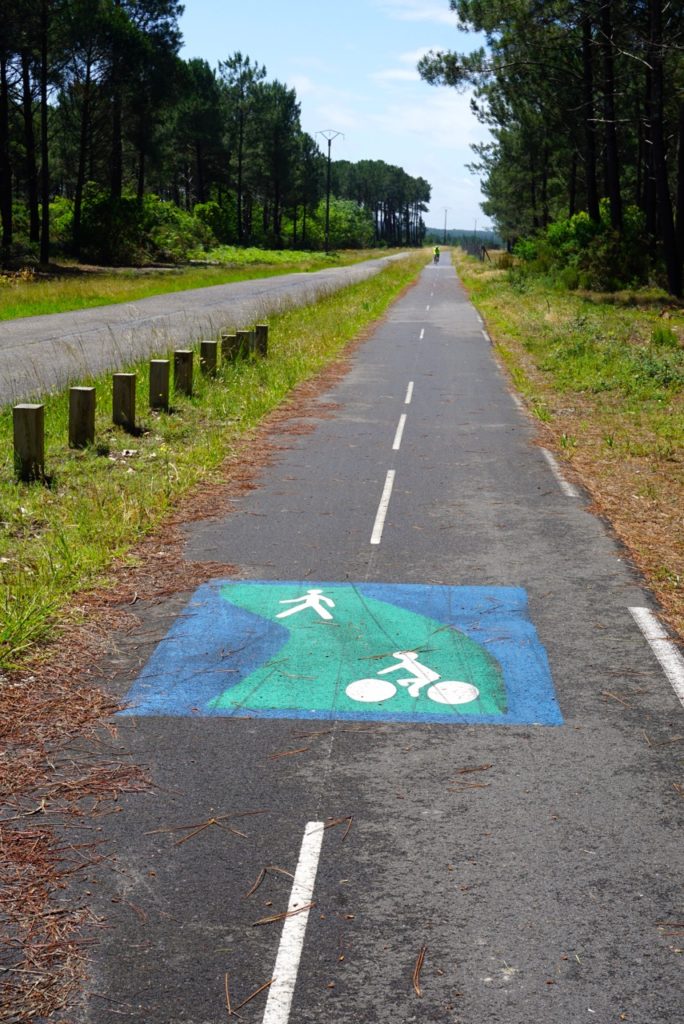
(276, 588, 335, 621)
(345, 650, 480, 706)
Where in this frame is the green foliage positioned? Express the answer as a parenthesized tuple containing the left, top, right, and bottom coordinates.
(194, 200, 237, 245)
(78, 188, 216, 265)
(305, 198, 375, 250)
(49, 197, 74, 245)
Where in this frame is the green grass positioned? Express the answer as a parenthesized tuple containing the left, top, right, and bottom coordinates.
(0, 248, 390, 322)
(0, 252, 427, 670)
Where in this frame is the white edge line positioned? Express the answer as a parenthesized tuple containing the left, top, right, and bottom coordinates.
(481, 329, 491, 342)
(511, 393, 525, 412)
(405, 381, 414, 405)
(540, 447, 580, 498)
(392, 414, 407, 451)
(419, 328, 425, 340)
(261, 821, 325, 1024)
(629, 608, 684, 709)
(371, 470, 396, 545)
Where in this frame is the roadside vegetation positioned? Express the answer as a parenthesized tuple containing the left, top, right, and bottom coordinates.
(0, 248, 392, 322)
(454, 249, 684, 638)
(0, 252, 426, 672)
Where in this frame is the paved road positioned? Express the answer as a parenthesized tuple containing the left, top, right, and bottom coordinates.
(81, 253, 682, 1024)
(0, 254, 406, 406)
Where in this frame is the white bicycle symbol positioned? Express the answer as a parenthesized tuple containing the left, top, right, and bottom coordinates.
(345, 650, 480, 706)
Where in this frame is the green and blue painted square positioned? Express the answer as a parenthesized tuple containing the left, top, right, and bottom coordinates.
(120, 581, 562, 725)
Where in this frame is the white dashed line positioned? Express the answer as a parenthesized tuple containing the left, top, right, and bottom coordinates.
(371, 470, 396, 545)
(426, 305, 430, 311)
(261, 821, 324, 1024)
(405, 381, 414, 404)
(541, 448, 580, 498)
(419, 329, 425, 340)
(392, 414, 407, 451)
(481, 329, 491, 342)
(629, 608, 684, 710)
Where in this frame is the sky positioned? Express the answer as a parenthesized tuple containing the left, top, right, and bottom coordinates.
(178, 0, 492, 231)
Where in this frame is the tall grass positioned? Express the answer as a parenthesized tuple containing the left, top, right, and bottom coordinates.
(0, 252, 426, 669)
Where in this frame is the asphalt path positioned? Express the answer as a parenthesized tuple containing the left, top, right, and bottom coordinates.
(80, 252, 683, 1024)
(0, 254, 406, 406)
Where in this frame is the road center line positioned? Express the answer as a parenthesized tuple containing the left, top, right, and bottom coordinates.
(426, 304, 430, 311)
(404, 381, 414, 404)
(371, 470, 396, 545)
(392, 414, 407, 451)
(541, 447, 580, 498)
(629, 607, 684, 709)
(261, 821, 325, 1024)
(419, 328, 425, 340)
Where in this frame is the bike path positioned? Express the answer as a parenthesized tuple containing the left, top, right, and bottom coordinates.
(0, 254, 406, 406)
(82, 253, 682, 1023)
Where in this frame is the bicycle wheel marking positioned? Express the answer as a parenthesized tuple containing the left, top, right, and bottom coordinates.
(121, 582, 562, 726)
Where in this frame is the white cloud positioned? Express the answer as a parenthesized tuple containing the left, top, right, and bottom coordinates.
(375, 0, 458, 25)
(368, 89, 490, 151)
(289, 74, 316, 96)
(371, 68, 421, 83)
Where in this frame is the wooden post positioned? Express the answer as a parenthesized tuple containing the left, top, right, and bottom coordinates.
(112, 373, 136, 431)
(13, 404, 44, 482)
(200, 340, 218, 376)
(221, 333, 239, 361)
(174, 350, 193, 396)
(236, 329, 253, 358)
(149, 360, 170, 411)
(255, 323, 269, 357)
(68, 386, 96, 448)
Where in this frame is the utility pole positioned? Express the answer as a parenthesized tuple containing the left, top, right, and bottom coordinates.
(316, 130, 343, 254)
(443, 207, 449, 245)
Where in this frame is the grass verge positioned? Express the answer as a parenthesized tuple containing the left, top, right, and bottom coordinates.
(0, 248, 395, 321)
(454, 249, 684, 639)
(0, 251, 426, 671)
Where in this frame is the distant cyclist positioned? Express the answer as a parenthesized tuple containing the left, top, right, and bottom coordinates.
(433, 245, 440, 263)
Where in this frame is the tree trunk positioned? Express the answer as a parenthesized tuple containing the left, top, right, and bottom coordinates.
(676, 100, 684, 264)
(39, 0, 50, 265)
(569, 151, 578, 216)
(73, 60, 92, 255)
(600, 0, 622, 231)
(21, 51, 40, 244)
(110, 89, 123, 198)
(195, 140, 205, 204)
(137, 146, 145, 202)
(0, 52, 12, 252)
(582, 12, 600, 221)
(649, 0, 681, 295)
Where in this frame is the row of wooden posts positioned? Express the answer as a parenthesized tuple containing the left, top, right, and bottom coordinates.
(11, 325, 269, 483)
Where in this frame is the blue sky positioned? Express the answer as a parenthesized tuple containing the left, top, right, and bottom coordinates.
(179, 0, 492, 230)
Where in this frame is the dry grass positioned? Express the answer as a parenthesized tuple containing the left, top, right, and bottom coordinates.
(455, 251, 684, 640)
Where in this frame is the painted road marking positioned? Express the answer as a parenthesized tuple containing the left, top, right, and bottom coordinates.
(419, 328, 425, 340)
(121, 582, 562, 725)
(541, 448, 580, 498)
(629, 607, 684, 709)
(405, 381, 414, 404)
(426, 304, 430, 311)
(261, 821, 324, 1024)
(371, 470, 395, 544)
(481, 329, 491, 342)
(511, 393, 525, 413)
(392, 414, 407, 451)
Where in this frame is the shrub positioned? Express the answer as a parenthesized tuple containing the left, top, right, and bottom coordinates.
(194, 200, 236, 245)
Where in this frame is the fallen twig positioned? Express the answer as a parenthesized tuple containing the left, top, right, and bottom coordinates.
(267, 747, 310, 761)
(324, 816, 353, 841)
(244, 865, 294, 899)
(253, 903, 315, 927)
(412, 945, 428, 997)
(452, 764, 493, 776)
(231, 978, 274, 1013)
